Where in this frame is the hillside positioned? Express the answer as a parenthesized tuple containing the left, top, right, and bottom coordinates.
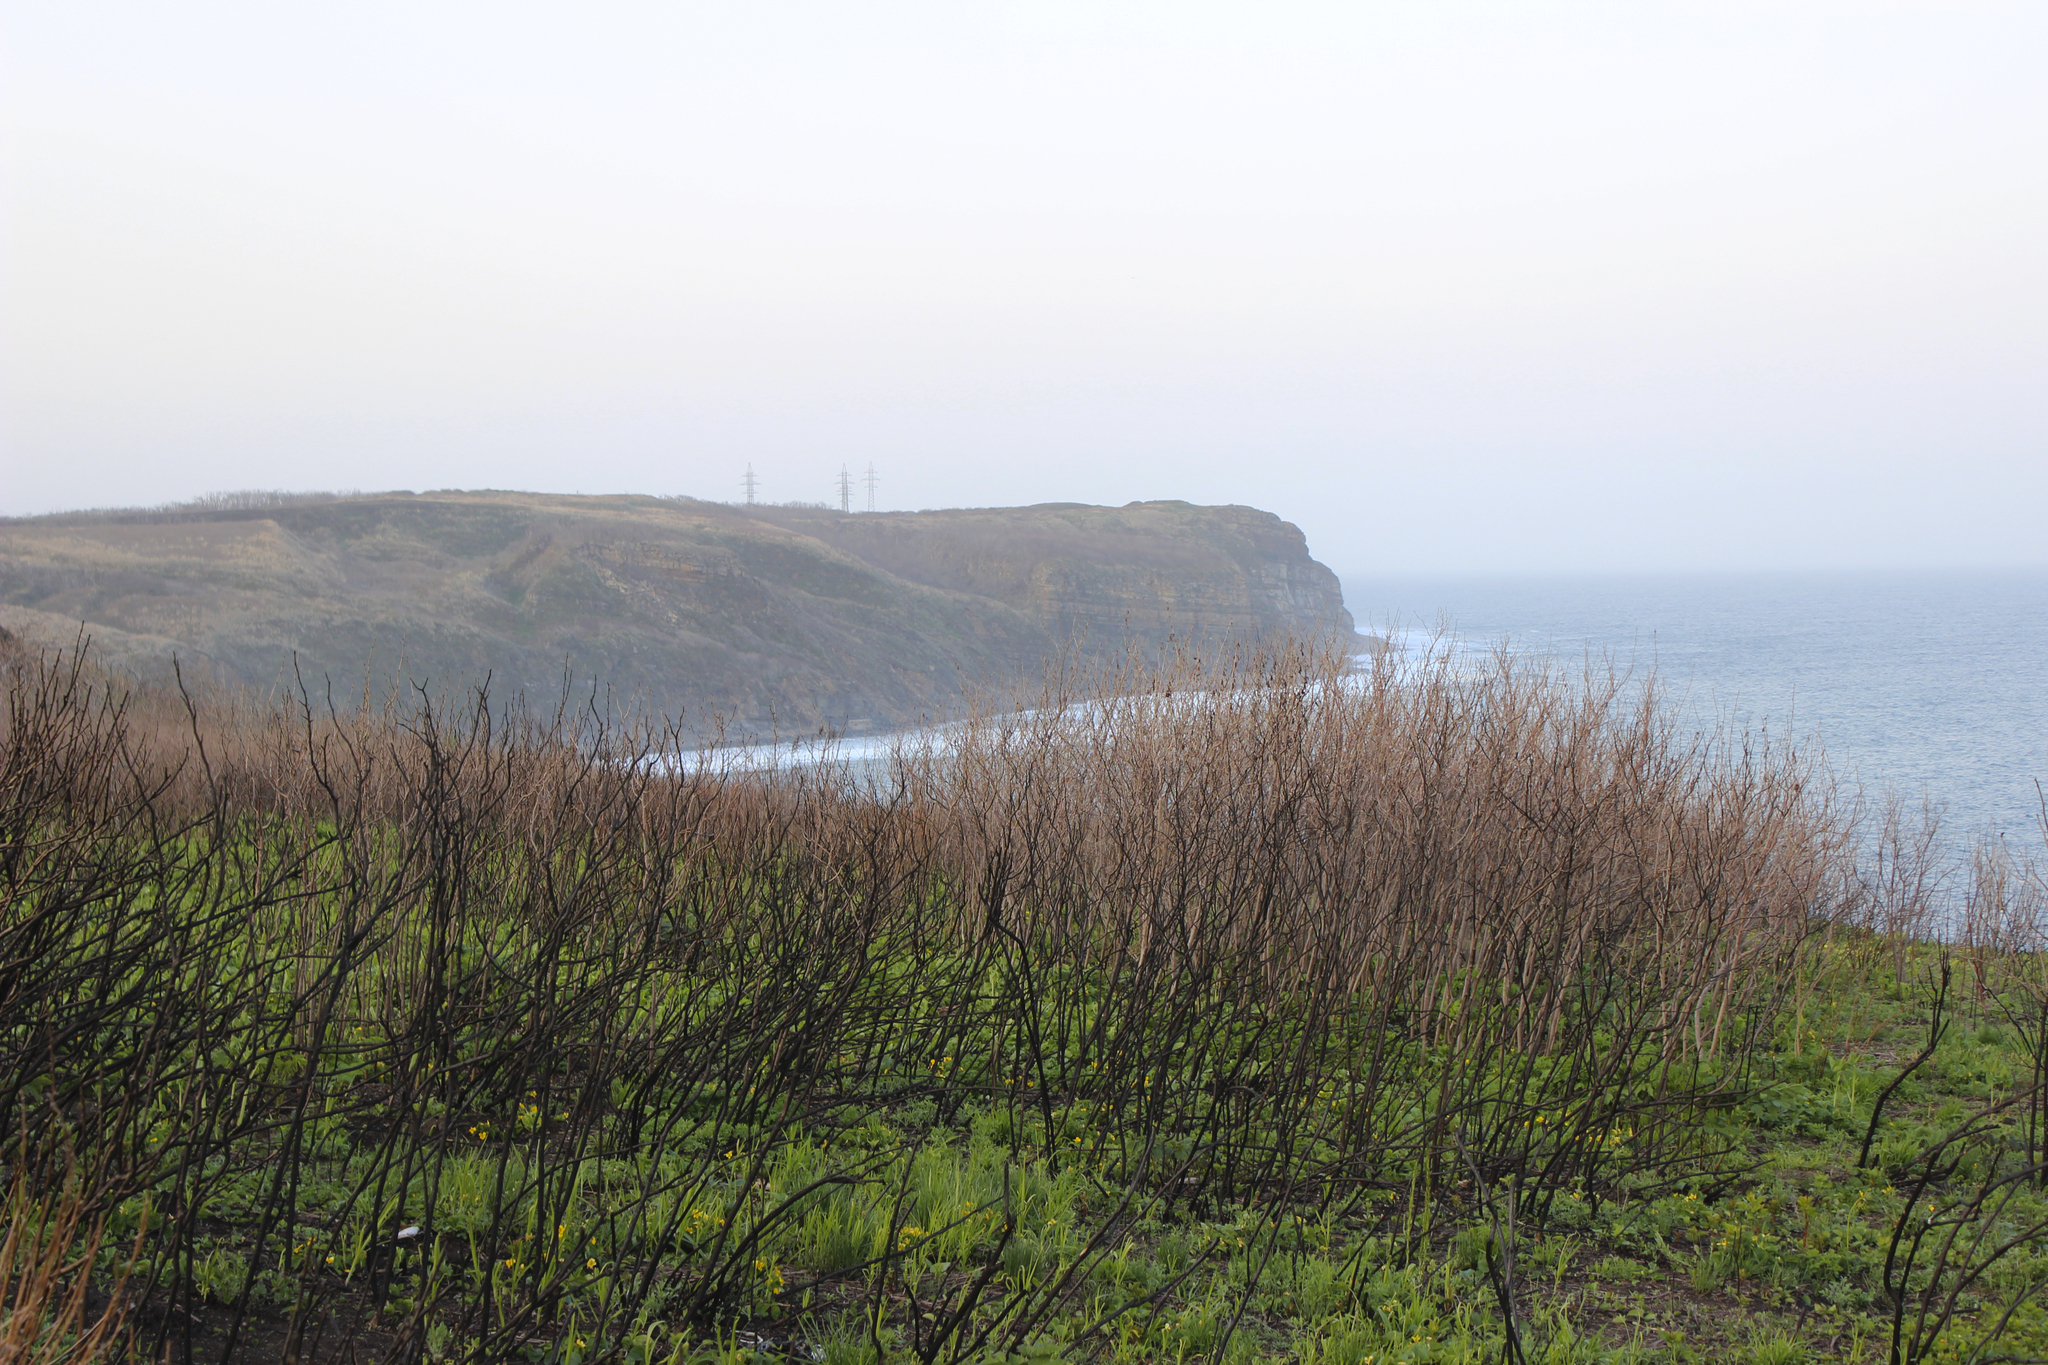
(0, 491, 1356, 735)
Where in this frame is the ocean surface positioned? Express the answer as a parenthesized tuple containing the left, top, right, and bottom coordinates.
(1343, 569, 2048, 859)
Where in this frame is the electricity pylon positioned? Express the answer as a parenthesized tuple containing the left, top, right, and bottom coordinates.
(837, 464, 852, 514)
(741, 464, 759, 505)
(862, 462, 878, 513)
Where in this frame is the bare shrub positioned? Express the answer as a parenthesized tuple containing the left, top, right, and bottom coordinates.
(0, 1157, 137, 1363)
(1851, 791, 1951, 978)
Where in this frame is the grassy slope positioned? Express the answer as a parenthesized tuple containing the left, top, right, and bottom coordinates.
(0, 493, 1352, 738)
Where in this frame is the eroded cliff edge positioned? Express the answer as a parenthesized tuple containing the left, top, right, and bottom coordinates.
(0, 492, 1354, 735)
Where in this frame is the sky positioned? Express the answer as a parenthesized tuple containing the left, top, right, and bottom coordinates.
(3, 2, 2044, 577)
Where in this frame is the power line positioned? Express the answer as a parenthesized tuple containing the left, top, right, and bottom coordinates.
(741, 463, 759, 505)
(862, 462, 878, 513)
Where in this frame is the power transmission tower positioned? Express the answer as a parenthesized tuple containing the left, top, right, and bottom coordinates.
(862, 462, 878, 513)
(741, 464, 759, 505)
(836, 464, 852, 514)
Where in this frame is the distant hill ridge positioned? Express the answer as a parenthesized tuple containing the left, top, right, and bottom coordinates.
(0, 491, 1356, 735)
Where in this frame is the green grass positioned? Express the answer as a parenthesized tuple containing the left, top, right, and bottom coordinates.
(49, 939, 2048, 1364)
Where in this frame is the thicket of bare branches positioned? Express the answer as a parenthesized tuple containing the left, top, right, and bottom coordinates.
(0, 635, 1889, 1360)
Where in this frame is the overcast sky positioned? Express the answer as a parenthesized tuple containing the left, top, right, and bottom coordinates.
(3, 3, 2044, 575)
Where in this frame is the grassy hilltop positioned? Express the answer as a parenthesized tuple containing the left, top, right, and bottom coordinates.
(0, 492, 1355, 735)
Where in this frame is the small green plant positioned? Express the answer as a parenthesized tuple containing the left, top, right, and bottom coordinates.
(1820, 1275, 1869, 1309)
(1449, 1222, 1498, 1273)
(1747, 1327, 1806, 1365)
(1592, 1254, 1654, 1283)
(1689, 1244, 1733, 1295)
(191, 1247, 249, 1305)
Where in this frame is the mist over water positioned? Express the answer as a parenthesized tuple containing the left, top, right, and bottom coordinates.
(1346, 569, 2048, 857)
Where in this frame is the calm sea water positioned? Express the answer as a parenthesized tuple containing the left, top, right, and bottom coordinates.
(1343, 570, 2048, 854)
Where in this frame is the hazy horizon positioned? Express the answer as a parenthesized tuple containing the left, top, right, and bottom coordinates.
(5, 3, 2045, 575)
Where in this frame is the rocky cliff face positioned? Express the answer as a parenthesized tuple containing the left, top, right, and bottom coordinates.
(0, 492, 1354, 735)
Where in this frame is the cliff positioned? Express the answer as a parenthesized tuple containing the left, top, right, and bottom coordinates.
(0, 492, 1354, 735)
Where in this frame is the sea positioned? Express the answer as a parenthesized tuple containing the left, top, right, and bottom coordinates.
(1344, 569, 2048, 866)
(700, 568, 2045, 881)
